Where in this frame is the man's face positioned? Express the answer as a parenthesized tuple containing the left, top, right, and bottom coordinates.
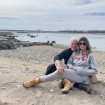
(70, 40, 78, 51)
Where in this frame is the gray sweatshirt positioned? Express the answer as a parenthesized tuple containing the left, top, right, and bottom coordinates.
(67, 51, 98, 82)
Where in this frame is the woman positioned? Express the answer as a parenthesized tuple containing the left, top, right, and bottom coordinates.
(23, 37, 98, 93)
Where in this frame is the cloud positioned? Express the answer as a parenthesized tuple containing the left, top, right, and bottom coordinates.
(0, 0, 105, 30)
(74, 0, 94, 5)
(0, 17, 16, 20)
(85, 12, 105, 16)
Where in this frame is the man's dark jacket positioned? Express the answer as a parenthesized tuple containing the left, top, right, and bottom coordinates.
(45, 48, 73, 75)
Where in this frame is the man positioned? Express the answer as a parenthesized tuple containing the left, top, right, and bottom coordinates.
(45, 37, 97, 94)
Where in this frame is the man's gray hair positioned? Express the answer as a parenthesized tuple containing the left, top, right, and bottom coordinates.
(70, 37, 78, 43)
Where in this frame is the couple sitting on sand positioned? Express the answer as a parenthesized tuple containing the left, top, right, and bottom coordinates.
(23, 37, 98, 94)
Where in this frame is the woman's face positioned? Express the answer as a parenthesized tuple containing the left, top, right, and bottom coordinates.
(79, 40, 87, 51)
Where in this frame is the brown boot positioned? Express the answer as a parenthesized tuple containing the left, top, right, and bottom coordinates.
(23, 78, 41, 88)
(78, 84, 92, 94)
(61, 79, 73, 94)
(59, 79, 64, 89)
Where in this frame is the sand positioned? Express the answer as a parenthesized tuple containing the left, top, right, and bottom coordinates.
(0, 45, 105, 105)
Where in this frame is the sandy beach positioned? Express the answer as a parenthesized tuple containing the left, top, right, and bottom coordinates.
(0, 45, 105, 105)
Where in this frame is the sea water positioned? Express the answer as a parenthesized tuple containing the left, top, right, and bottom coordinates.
(15, 33, 105, 51)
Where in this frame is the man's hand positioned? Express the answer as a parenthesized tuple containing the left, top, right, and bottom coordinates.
(55, 60, 65, 75)
(69, 66, 75, 70)
(57, 65, 65, 75)
(90, 75, 97, 84)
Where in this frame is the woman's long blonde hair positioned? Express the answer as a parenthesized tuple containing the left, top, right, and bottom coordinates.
(73, 37, 92, 58)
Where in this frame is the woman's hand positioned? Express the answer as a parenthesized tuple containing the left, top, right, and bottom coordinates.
(69, 66, 75, 70)
(90, 75, 97, 84)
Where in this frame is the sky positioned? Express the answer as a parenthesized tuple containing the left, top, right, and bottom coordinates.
(0, 0, 105, 31)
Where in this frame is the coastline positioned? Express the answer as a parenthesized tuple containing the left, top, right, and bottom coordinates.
(0, 30, 105, 35)
(1, 31, 105, 51)
(0, 45, 105, 105)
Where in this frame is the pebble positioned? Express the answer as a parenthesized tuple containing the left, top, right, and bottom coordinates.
(1, 86, 6, 89)
(100, 95, 104, 97)
(62, 94, 66, 97)
(0, 46, 63, 63)
(48, 95, 53, 99)
(87, 98, 91, 101)
(101, 101, 104, 104)
(49, 89, 54, 93)
(16, 99, 20, 101)
(16, 85, 21, 89)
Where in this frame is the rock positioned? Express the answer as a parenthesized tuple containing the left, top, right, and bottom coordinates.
(0, 101, 8, 105)
(1, 86, 6, 89)
(49, 43, 53, 46)
(51, 40, 56, 44)
(27, 34, 31, 36)
(49, 89, 54, 93)
(0, 32, 54, 50)
(0, 41, 16, 50)
(48, 95, 53, 99)
(16, 85, 21, 89)
(62, 94, 66, 97)
(47, 41, 50, 44)
(30, 35, 36, 38)
(27, 34, 36, 38)
(32, 104, 37, 105)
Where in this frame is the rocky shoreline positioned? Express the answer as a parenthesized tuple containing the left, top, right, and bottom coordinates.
(0, 32, 54, 50)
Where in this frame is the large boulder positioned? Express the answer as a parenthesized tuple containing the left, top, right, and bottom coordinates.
(0, 41, 16, 50)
